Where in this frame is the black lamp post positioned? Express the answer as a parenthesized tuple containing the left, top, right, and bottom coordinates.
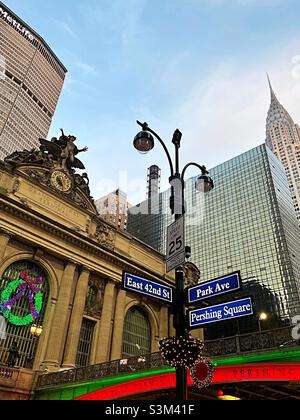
(133, 121, 214, 400)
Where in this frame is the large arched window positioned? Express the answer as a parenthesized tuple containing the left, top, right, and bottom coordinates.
(122, 307, 151, 358)
(0, 261, 49, 368)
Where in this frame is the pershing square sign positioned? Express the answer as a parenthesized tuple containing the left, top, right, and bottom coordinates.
(188, 297, 254, 329)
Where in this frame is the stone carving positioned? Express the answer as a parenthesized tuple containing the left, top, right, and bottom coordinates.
(74, 173, 91, 197)
(85, 278, 105, 319)
(4, 130, 96, 212)
(94, 220, 116, 250)
(27, 169, 50, 187)
(86, 217, 92, 235)
(5, 148, 53, 167)
(11, 178, 20, 194)
(184, 262, 201, 288)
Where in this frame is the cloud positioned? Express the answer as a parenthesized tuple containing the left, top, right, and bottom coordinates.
(54, 19, 78, 39)
(87, 34, 300, 204)
(167, 36, 300, 170)
(76, 61, 97, 76)
(236, 0, 284, 5)
(63, 75, 78, 94)
(200, 0, 285, 6)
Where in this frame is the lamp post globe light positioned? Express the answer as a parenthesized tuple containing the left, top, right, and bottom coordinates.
(133, 120, 214, 400)
(133, 130, 155, 154)
(259, 312, 268, 322)
(258, 312, 269, 334)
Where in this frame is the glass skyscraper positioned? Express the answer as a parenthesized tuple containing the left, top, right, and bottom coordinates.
(128, 144, 300, 338)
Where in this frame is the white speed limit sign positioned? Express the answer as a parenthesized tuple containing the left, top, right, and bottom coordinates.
(166, 216, 185, 273)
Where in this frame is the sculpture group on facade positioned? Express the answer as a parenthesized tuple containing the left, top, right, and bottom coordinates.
(3, 131, 116, 248)
(5, 129, 88, 172)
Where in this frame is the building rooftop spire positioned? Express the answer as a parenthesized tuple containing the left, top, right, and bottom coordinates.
(267, 73, 278, 103)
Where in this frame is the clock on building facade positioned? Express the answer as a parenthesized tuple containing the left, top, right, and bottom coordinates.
(50, 170, 72, 193)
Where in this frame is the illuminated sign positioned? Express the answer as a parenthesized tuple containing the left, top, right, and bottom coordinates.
(76, 363, 300, 400)
(214, 364, 300, 383)
(77, 373, 177, 400)
(0, 6, 34, 41)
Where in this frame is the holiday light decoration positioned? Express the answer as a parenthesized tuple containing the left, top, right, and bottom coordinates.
(159, 335, 204, 368)
(191, 357, 214, 389)
(75, 362, 300, 400)
(0, 272, 44, 326)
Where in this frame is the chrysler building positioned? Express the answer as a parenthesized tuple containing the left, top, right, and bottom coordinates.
(266, 76, 300, 225)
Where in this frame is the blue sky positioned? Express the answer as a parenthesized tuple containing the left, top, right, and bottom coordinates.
(4, 0, 300, 203)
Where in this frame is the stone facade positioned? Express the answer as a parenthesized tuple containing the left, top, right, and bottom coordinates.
(0, 142, 175, 399)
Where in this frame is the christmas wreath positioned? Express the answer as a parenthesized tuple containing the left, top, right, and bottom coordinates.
(191, 357, 214, 389)
(0, 272, 43, 326)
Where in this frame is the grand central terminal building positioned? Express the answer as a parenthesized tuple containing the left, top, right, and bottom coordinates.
(0, 133, 177, 399)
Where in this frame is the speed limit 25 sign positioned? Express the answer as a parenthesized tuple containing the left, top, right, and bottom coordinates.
(166, 216, 185, 273)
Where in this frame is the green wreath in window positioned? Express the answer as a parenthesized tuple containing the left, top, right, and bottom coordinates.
(0, 272, 44, 326)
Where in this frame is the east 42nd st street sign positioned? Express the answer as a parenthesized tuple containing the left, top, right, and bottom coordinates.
(122, 272, 174, 304)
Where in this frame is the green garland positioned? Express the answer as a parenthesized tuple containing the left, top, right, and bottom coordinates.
(0, 278, 43, 326)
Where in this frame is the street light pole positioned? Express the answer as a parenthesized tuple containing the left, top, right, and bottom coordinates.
(169, 130, 189, 400)
(133, 121, 214, 401)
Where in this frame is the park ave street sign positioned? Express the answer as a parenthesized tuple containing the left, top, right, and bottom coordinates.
(187, 272, 241, 304)
(188, 297, 254, 329)
(166, 216, 185, 273)
(122, 272, 174, 304)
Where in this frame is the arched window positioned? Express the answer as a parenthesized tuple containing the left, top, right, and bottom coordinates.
(122, 307, 151, 358)
(0, 261, 49, 368)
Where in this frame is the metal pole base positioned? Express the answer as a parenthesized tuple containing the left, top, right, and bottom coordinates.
(176, 366, 188, 400)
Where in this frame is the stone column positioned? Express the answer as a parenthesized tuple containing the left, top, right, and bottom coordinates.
(43, 261, 77, 370)
(110, 289, 127, 361)
(62, 267, 91, 368)
(159, 306, 169, 339)
(0, 229, 12, 263)
(94, 280, 116, 364)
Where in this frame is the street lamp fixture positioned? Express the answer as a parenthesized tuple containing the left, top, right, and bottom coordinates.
(133, 120, 214, 400)
(259, 312, 268, 322)
(30, 324, 43, 337)
(133, 130, 155, 154)
(185, 246, 192, 260)
(258, 312, 269, 336)
(196, 173, 214, 193)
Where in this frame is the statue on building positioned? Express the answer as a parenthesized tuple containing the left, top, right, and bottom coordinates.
(4, 130, 97, 212)
(7, 342, 20, 368)
(40, 129, 88, 171)
(4, 129, 88, 172)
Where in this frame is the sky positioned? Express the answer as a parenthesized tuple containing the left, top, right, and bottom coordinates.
(4, 0, 300, 204)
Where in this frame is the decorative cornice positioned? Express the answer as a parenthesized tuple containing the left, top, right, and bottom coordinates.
(0, 196, 171, 285)
(80, 266, 92, 274)
(66, 259, 78, 267)
(0, 227, 14, 239)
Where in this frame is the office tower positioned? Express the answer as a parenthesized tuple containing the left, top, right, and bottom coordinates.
(95, 189, 132, 231)
(266, 77, 300, 225)
(128, 145, 300, 337)
(0, 2, 67, 159)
